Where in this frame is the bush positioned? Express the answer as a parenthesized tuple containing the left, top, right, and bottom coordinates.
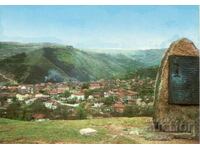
(123, 104, 154, 117)
(123, 105, 140, 117)
(139, 105, 154, 116)
(51, 105, 68, 119)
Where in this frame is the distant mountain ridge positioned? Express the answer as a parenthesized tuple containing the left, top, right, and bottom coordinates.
(84, 48, 165, 67)
(0, 42, 164, 84)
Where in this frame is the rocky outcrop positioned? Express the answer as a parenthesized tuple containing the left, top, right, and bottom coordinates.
(153, 38, 199, 139)
(79, 128, 97, 136)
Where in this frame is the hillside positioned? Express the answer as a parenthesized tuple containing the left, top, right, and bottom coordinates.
(0, 117, 198, 144)
(0, 42, 146, 84)
(0, 42, 45, 60)
(125, 49, 165, 67)
(85, 48, 165, 67)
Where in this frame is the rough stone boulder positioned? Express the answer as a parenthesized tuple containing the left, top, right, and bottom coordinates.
(79, 128, 97, 136)
(153, 38, 199, 139)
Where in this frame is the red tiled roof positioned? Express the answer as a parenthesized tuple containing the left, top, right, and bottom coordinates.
(73, 93, 84, 96)
(32, 114, 46, 119)
(113, 102, 125, 109)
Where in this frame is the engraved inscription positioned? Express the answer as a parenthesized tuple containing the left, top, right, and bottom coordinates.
(169, 56, 199, 105)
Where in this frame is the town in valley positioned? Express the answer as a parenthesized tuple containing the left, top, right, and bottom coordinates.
(0, 77, 155, 120)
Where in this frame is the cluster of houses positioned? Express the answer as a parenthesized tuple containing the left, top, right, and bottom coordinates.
(0, 78, 155, 119)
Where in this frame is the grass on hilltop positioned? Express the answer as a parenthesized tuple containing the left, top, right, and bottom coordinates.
(0, 117, 149, 144)
(0, 117, 198, 144)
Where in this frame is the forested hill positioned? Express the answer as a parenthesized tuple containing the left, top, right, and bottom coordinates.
(0, 42, 164, 84)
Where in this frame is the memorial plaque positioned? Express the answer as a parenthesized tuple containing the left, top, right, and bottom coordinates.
(169, 55, 199, 105)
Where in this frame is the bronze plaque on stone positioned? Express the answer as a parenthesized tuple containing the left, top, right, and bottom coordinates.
(169, 55, 199, 105)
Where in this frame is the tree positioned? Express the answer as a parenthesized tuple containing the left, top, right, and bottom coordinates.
(84, 89, 93, 99)
(20, 105, 33, 121)
(6, 98, 21, 119)
(29, 101, 48, 114)
(81, 83, 89, 89)
(52, 105, 68, 119)
(103, 96, 116, 106)
(75, 106, 87, 119)
(39, 89, 47, 94)
(63, 90, 71, 98)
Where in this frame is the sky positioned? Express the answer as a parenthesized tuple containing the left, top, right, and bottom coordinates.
(0, 5, 199, 50)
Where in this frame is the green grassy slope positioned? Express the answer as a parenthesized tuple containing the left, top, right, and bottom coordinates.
(0, 117, 147, 144)
(0, 117, 198, 144)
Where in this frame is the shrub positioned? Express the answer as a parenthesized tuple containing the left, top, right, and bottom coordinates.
(123, 105, 140, 117)
(123, 104, 154, 117)
(139, 105, 154, 116)
(51, 105, 68, 119)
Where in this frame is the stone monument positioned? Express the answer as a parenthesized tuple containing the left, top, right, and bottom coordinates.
(153, 38, 199, 139)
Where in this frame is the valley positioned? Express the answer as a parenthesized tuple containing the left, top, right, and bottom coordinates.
(0, 42, 161, 121)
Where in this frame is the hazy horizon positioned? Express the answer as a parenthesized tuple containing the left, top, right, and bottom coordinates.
(0, 6, 199, 51)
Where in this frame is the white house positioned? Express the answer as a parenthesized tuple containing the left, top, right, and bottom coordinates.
(88, 95, 94, 100)
(65, 103, 79, 107)
(18, 86, 27, 94)
(7, 98, 13, 104)
(69, 93, 84, 100)
(25, 98, 37, 105)
(16, 94, 30, 101)
(44, 100, 58, 110)
(35, 94, 50, 99)
(92, 103, 104, 108)
(57, 101, 79, 107)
